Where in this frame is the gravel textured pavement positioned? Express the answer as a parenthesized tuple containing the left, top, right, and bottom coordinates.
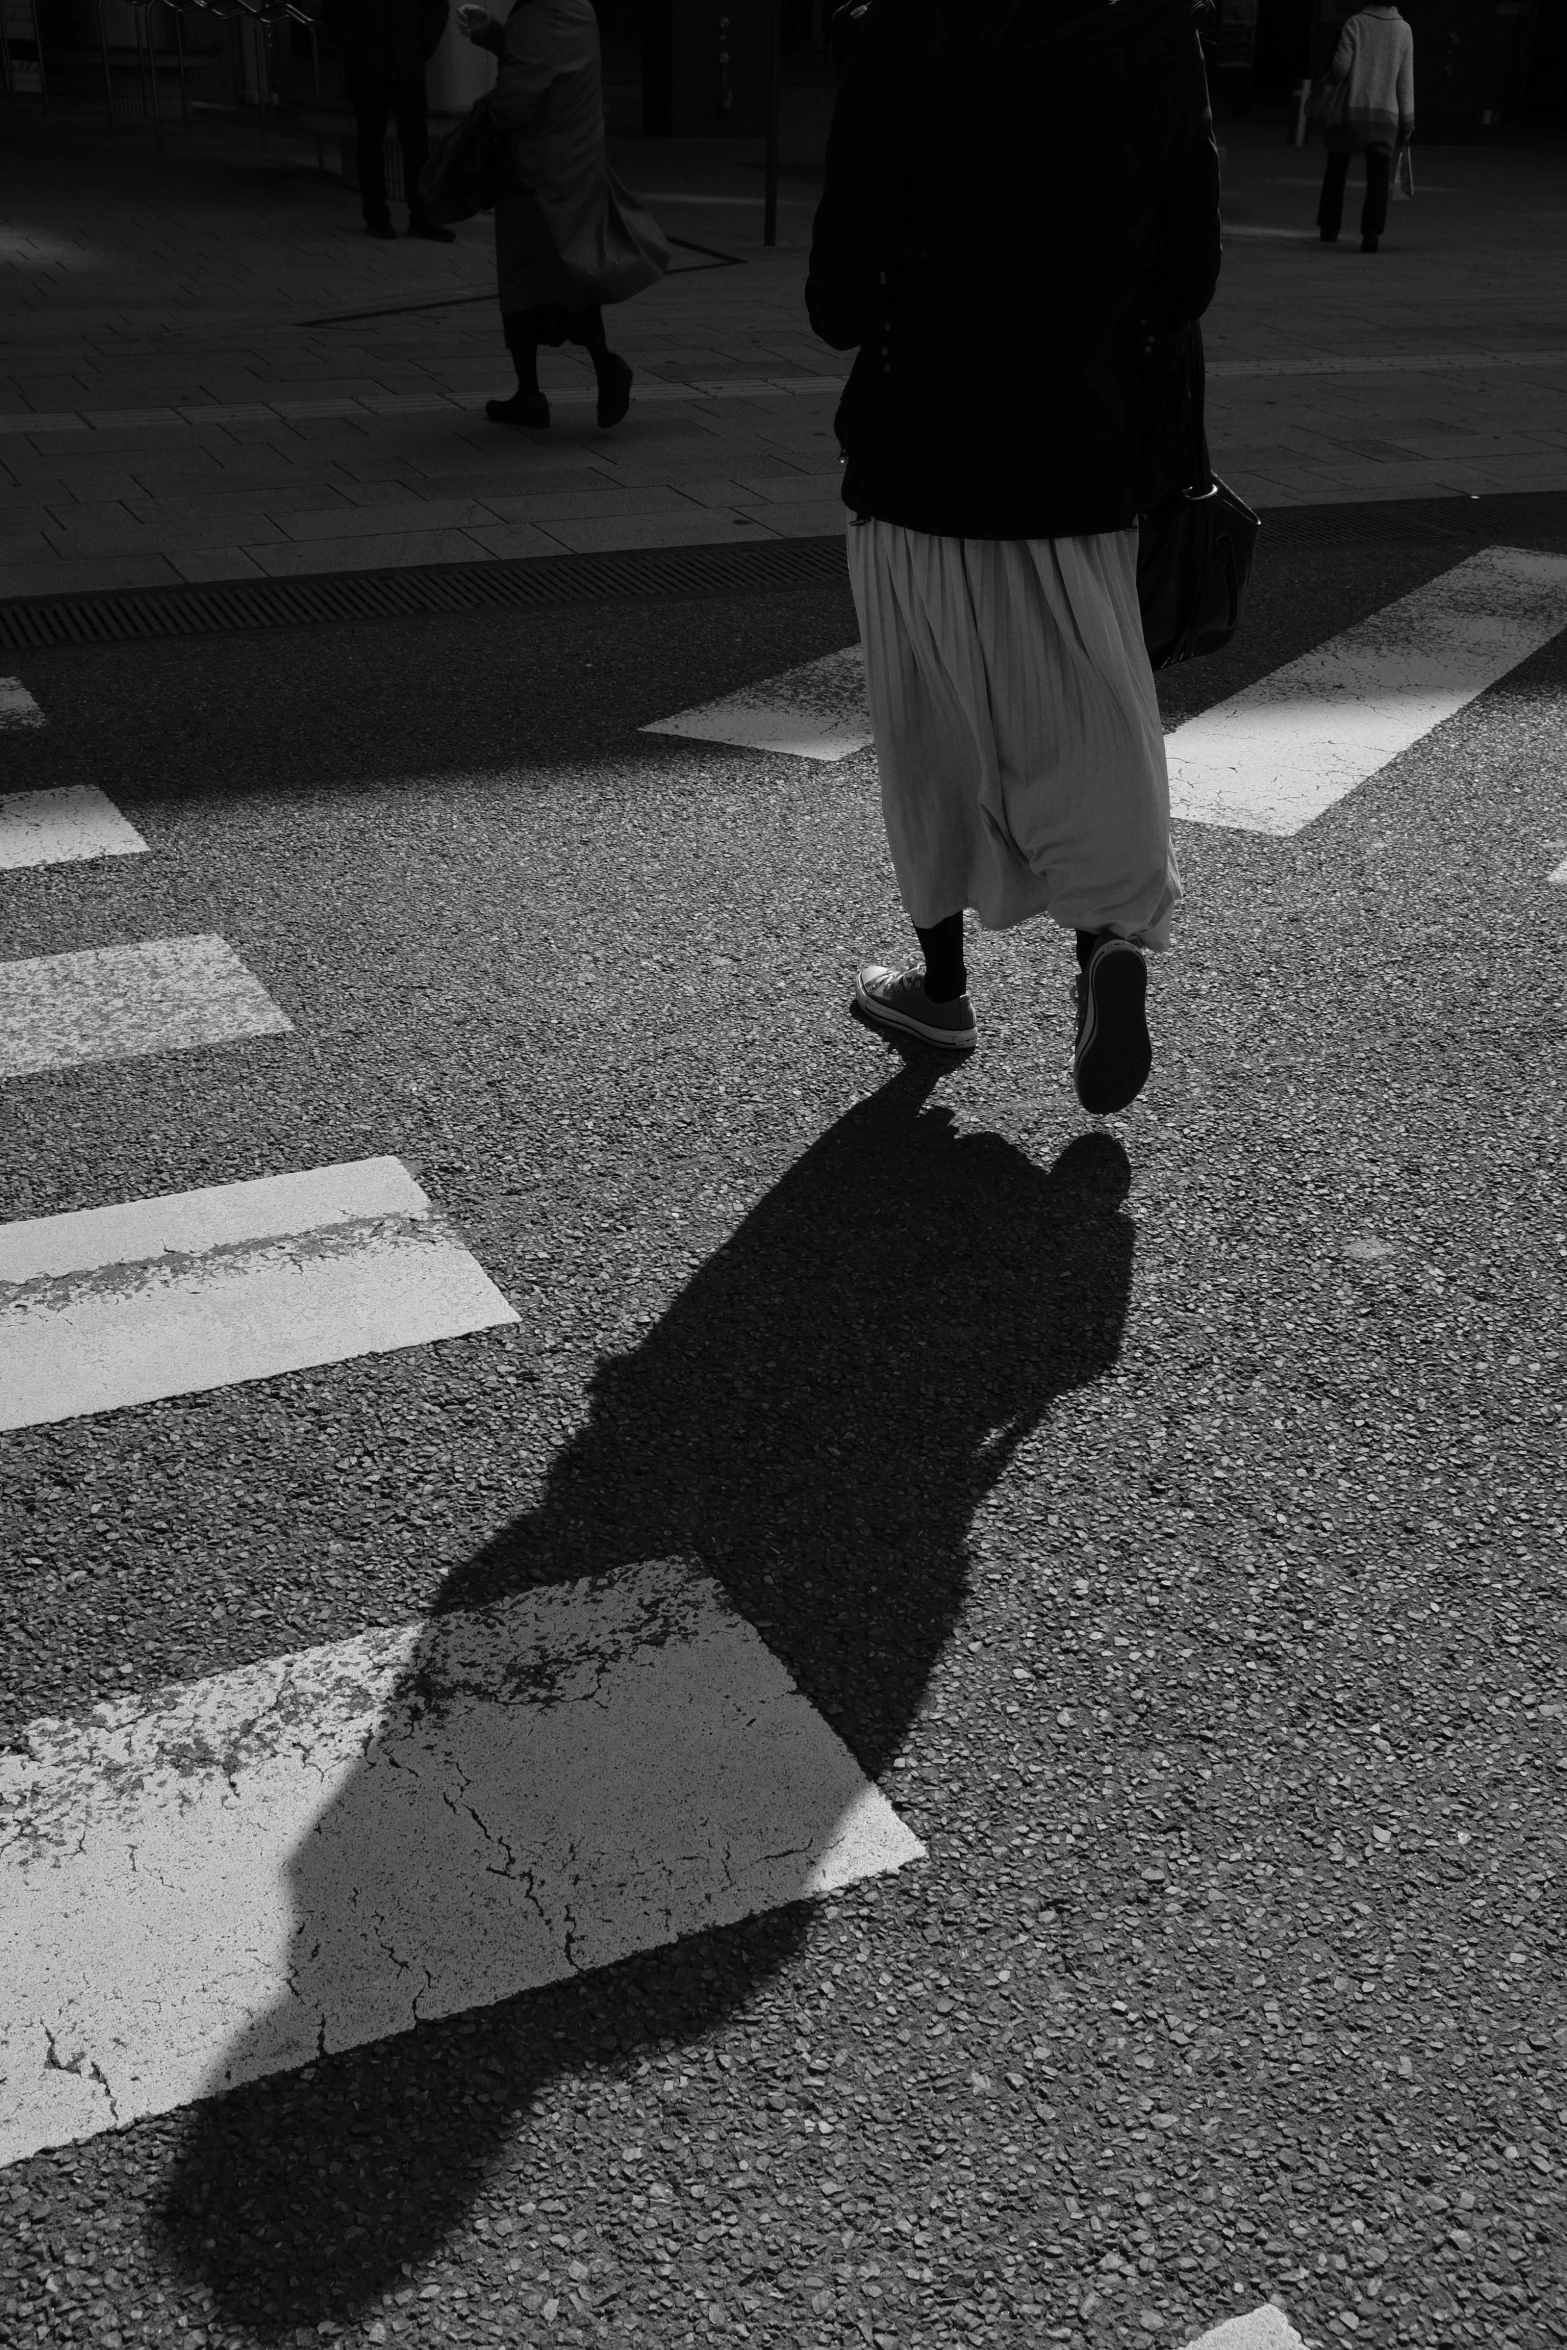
(1, 502, 1564, 2350)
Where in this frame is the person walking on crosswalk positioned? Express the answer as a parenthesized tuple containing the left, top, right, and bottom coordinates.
(807, 0, 1221, 1114)
(1313, 3, 1415, 255)
(457, 0, 670, 430)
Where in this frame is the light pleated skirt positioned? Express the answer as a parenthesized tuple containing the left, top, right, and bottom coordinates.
(847, 517, 1181, 949)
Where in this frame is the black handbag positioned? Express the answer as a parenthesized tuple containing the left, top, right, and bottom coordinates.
(1136, 320, 1259, 669)
(416, 93, 505, 227)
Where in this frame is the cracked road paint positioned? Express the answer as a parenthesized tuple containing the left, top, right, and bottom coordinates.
(0, 932, 290, 1078)
(0, 677, 46, 729)
(0, 1558, 924, 2166)
(0, 785, 148, 870)
(0, 1155, 518, 1429)
(642, 644, 873, 762)
(1182, 2305, 1308, 2350)
(1165, 545, 1567, 834)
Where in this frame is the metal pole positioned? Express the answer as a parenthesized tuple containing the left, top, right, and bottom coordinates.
(257, 14, 270, 144)
(173, 0, 189, 124)
(763, 0, 781, 247)
(146, 1, 164, 151)
(98, 0, 115, 129)
(135, 2, 154, 129)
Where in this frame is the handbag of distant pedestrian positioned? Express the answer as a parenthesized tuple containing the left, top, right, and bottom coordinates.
(417, 92, 506, 224)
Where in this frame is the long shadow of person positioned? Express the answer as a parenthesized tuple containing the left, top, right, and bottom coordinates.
(161, 1061, 1133, 2334)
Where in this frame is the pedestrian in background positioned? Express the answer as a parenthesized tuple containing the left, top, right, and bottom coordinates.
(456, 0, 669, 430)
(807, 0, 1220, 1115)
(325, 0, 455, 240)
(1315, 1, 1414, 254)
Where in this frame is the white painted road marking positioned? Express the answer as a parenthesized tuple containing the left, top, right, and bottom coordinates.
(1166, 545, 1567, 835)
(643, 644, 873, 762)
(0, 1155, 517, 1430)
(0, 1557, 923, 2166)
(0, 678, 45, 729)
(1183, 2308, 1308, 2350)
(1550, 852, 1567, 885)
(0, 933, 289, 1078)
(0, 785, 148, 870)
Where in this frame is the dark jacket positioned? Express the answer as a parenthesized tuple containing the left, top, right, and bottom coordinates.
(324, 0, 448, 81)
(805, 0, 1222, 540)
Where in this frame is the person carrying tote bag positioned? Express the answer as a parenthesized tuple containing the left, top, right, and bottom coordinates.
(808, 0, 1221, 1116)
(1312, 2, 1415, 254)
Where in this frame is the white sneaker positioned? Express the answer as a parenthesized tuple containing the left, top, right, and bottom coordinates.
(854, 964, 977, 1051)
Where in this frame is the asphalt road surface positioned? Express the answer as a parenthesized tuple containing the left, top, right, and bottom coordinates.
(1, 496, 1565, 2350)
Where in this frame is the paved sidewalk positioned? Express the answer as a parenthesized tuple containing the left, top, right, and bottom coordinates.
(2, 102, 1566, 599)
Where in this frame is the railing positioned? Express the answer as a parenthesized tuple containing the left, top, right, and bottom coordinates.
(51, 0, 326, 149)
(0, 0, 47, 104)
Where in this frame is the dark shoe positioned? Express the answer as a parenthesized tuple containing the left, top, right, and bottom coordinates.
(1318, 225, 1338, 242)
(1072, 936, 1151, 1115)
(1361, 234, 1380, 253)
(486, 392, 550, 428)
(365, 216, 397, 240)
(408, 219, 456, 242)
(596, 354, 633, 429)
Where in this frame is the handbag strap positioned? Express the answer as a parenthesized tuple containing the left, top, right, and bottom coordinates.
(1186, 318, 1215, 499)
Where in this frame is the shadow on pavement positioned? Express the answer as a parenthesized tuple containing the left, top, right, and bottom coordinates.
(159, 1059, 1134, 2333)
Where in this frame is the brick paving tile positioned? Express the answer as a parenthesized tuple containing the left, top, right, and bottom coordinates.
(248, 527, 503, 576)
(0, 550, 182, 596)
(169, 546, 271, 582)
(460, 520, 581, 559)
(542, 508, 785, 553)
(271, 496, 505, 542)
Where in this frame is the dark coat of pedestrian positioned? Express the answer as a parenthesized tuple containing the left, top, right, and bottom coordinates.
(458, 0, 669, 430)
(1315, 2, 1415, 251)
(324, 0, 453, 239)
(805, 0, 1221, 1116)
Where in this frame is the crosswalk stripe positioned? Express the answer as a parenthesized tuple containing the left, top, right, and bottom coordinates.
(0, 933, 290, 1078)
(1184, 2308, 1307, 2350)
(0, 677, 46, 730)
(642, 644, 873, 762)
(0, 785, 149, 871)
(0, 1557, 922, 2167)
(1165, 544, 1567, 835)
(0, 1155, 517, 1430)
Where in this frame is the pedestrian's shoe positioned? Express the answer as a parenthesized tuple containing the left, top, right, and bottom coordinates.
(486, 392, 551, 428)
(854, 964, 976, 1051)
(1072, 935, 1151, 1114)
(408, 219, 456, 242)
(597, 354, 633, 429)
(365, 215, 397, 240)
(1361, 233, 1380, 253)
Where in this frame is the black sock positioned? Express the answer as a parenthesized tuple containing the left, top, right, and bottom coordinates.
(567, 305, 614, 380)
(501, 316, 543, 401)
(1076, 929, 1102, 971)
(916, 912, 967, 1003)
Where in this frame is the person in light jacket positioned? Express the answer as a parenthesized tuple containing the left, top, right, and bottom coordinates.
(1316, 2, 1414, 254)
(806, 0, 1220, 1114)
(457, 0, 670, 429)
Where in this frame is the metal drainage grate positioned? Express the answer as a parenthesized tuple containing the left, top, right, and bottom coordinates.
(0, 535, 850, 653)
